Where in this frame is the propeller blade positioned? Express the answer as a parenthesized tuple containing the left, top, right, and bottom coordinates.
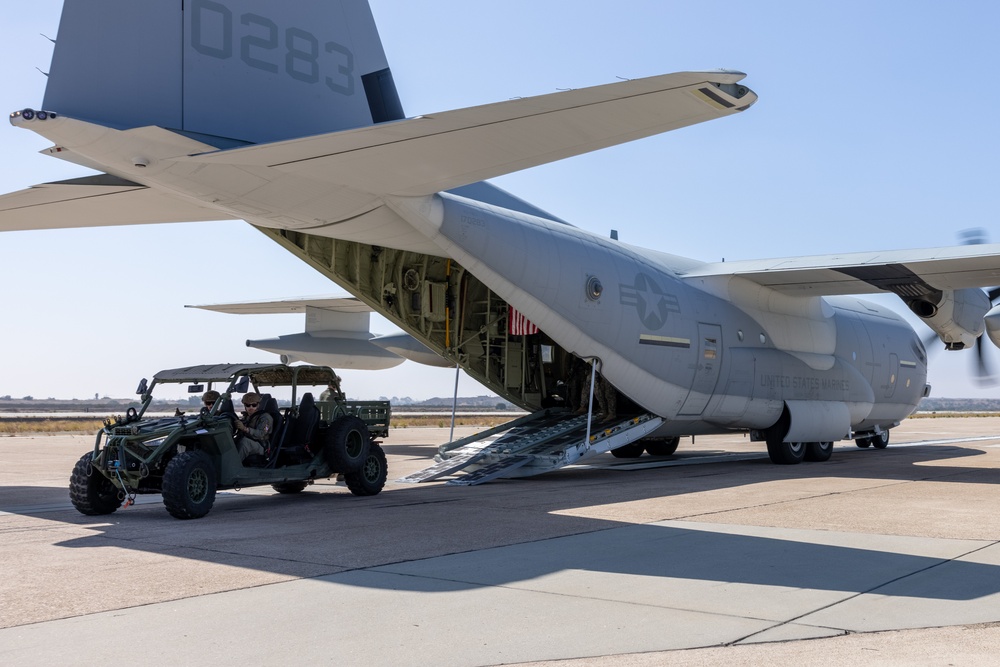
(974, 336, 998, 386)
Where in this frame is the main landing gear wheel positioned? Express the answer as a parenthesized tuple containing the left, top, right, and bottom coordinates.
(610, 442, 645, 459)
(162, 450, 217, 519)
(763, 406, 803, 464)
(804, 441, 833, 462)
(644, 437, 680, 457)
(69, 452, 124, 516)
(766, 439, 805, 464)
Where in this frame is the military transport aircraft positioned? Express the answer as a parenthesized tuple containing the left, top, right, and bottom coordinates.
(4, 0, 1000, 481)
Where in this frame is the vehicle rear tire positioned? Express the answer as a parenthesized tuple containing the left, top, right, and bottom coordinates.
(872, 431, 890, 449)
(804, 441, 833, 462)
(610, 442, 645, 458)
(162, 450, 217, 520)
(644, 436, 680, 457)
(69, 452, 123, 516)
(345, 443, 387, 496)
(323, 416, 371, 473)
(272, 481, 308, 494)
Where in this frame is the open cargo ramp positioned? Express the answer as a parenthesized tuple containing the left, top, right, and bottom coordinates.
(397, 409, 664, 486)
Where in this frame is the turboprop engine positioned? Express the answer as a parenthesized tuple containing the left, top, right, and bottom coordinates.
(906, 288, 991, 350)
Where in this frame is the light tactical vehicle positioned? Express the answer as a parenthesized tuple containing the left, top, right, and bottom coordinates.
(69, 364, 390, 519)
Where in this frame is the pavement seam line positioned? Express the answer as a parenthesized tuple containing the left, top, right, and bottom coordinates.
(728, 539, 1000, 645)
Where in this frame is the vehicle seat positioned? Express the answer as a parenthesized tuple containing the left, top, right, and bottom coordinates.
(217, 397, 238, 422)
(287, 392, 319, 447)
(259, 394, 284, 446)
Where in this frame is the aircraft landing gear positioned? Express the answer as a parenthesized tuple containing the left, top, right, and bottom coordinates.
(804, 441, 833, 462)
(766, 438, 805, 464)
(855, 431, 889, 449)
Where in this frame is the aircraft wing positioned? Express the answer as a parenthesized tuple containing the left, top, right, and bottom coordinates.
(0, 174, 234, 231)
(180, 70, 756, 197)
(680, 244, 1000, 296)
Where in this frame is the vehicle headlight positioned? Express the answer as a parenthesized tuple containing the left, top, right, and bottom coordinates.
(143, 436, 169, 449)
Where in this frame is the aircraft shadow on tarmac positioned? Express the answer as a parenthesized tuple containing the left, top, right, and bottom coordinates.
(7, 443, 1000, 601)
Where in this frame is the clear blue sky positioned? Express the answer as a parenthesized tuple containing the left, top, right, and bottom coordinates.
(2, 1, 999, 399)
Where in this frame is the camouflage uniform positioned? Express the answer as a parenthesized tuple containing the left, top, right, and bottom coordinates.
(236, 392, 273, 461)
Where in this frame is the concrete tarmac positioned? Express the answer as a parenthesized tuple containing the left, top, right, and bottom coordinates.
(2, 418, 1000, 665)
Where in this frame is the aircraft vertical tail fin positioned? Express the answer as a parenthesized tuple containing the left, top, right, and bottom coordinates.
(42, 0, 403, 145)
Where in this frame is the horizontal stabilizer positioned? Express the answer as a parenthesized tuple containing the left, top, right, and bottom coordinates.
(188, 296, 374, 315)
(182, 71, 756, 197)
(189, 295, 448, 369)
(0, 174, 234, 231)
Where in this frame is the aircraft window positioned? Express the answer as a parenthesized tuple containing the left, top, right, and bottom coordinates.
(759, 334, 766, 344)
(737, 330, 744, 342)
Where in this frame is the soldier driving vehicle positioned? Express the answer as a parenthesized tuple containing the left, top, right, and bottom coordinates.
(69, 363, 391, 519)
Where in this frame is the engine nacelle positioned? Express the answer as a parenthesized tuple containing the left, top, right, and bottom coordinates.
(906, 288, 990, 350)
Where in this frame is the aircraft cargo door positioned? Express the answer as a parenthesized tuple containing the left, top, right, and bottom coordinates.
(678, 324, 722, 416)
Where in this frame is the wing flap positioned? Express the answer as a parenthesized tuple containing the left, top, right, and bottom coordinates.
(181, 70, 756, 197)
(682, 245, 1000, 296)
(0, 174, 234, 231)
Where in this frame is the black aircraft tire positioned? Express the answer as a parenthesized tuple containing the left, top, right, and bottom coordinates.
(804, 441, 833, 462)
(323, 416, 372, 473)
(872, 431, 890, 449)
(162, 450, 217, 520)
(644, 437, 680, 457)
(855, 438, 872, 448)
(345, 443, 388, 497)
(766, 439, 805, 465)
(69, 452, 123, 516)
(610, 442, 645, 458)
(272, 481, 308, 494)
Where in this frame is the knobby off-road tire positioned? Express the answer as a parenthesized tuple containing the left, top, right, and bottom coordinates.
(162, 450, 217, 520)
(345, 443, 387, 496)
(272, 481, 309, 494)
(69, 452, 123, 516)
(323, 416, 371, 473)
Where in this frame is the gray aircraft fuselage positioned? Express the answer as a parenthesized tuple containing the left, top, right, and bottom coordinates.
(391, 192, 927, 438)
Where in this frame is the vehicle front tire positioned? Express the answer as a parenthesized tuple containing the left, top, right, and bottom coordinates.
(345, 443, 387, 496)
(272, 481, 309, 494)
(323, 416, 371, 473)
(804, 441, 833, 462)
(610, 442, 645, 458)
(162, 450, 217, 520)
(69, 452, 123, 516)
(644, 436, 680, 457)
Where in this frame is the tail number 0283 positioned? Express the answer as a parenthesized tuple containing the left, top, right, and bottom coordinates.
(189, 0, 354, 95)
